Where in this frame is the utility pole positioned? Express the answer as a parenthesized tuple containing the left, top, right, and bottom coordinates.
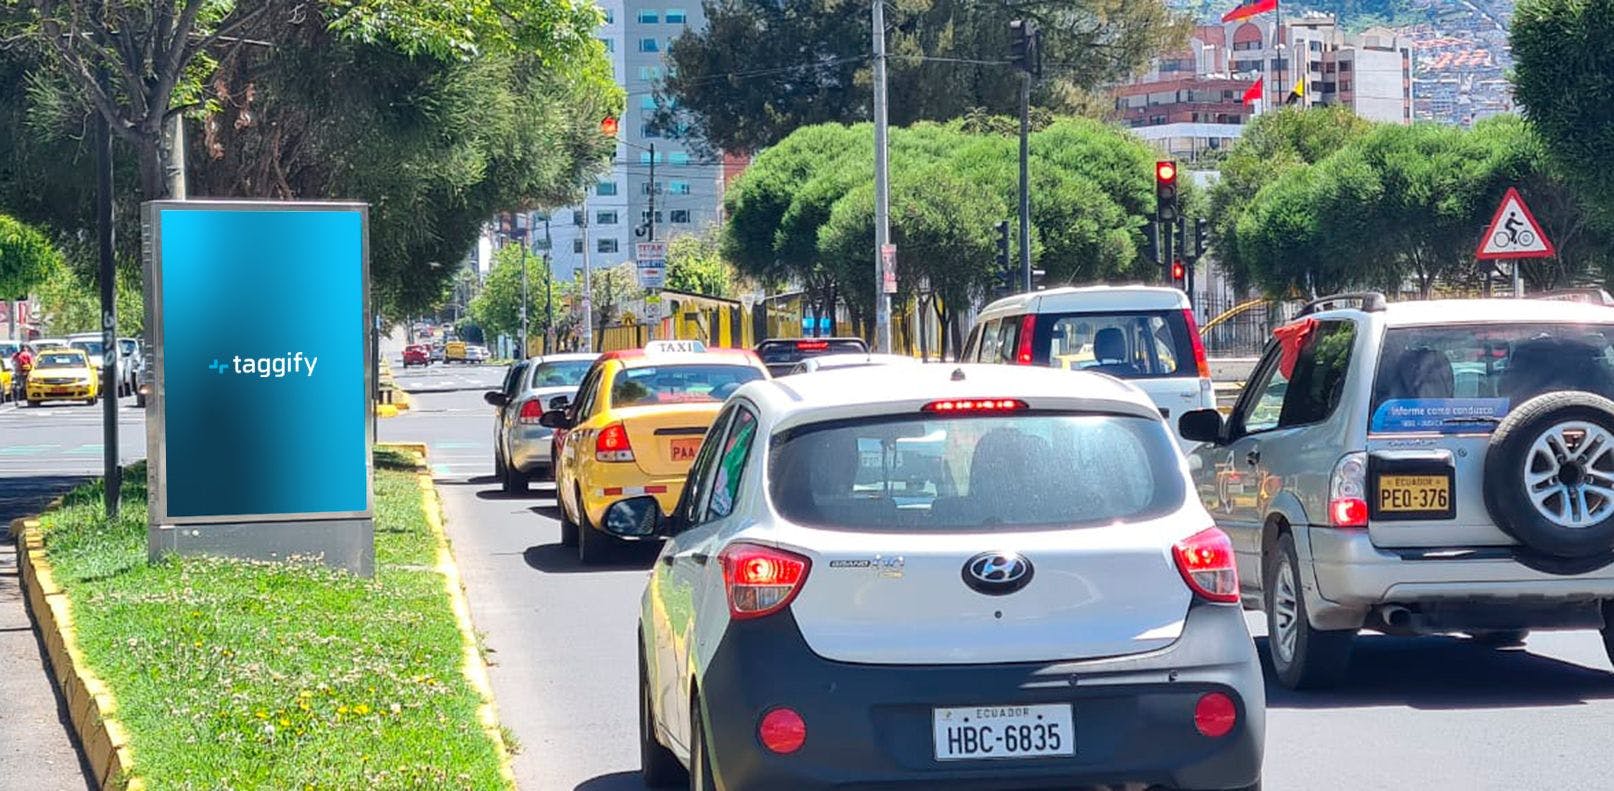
(1010, 20, 1039, 293)
(519, 220, 529, 360)
(167, 115, 187, 199)
(95, 68, 120, 518)
(544, 216, 555, 354)
(871, 0, 893, 353)
(580, 202, 594, 353)
(648, 142, 657, 243)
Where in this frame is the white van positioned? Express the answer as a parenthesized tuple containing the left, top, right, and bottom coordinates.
(962, 286, 1216, 433)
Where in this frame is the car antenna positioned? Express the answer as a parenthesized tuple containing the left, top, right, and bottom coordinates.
(951, 368, 966, 382)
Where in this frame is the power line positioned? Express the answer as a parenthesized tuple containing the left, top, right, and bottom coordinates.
(618, 55, 871, 97)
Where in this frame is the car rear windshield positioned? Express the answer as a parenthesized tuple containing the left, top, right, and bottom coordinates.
(757, 339, 868, 366)
(36, 353, 84, 368)
(611, 364, 763, 408)
(1370, 323, 1614, 433)
(118, 339, 137, 354)
(69, 340, 104, 357)
(1030, 310, 1196, 378)
(529, 360, 593, 388)
(767, 413, 1183, 531)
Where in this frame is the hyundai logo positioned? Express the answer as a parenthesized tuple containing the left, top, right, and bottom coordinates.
(962, 552, 1034, 595)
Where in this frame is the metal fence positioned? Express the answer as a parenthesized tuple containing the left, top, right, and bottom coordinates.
(1197, 295, 1301, 358)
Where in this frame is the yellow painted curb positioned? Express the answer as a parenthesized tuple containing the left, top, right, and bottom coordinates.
(378, 442, 518, 788)
(393, 388, 414, 412)
(376, 403, 400, 419)
(12, 513, 144, 791)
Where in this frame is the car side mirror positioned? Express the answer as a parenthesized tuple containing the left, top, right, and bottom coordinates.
(602, 496, 661, 538)
(484, 391, 509, 408)
(1178, 409, 1225, 444)
(538, 409, 572, 429)
(547, 395, 571, 411)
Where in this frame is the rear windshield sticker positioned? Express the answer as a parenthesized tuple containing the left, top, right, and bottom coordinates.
(1371, 398, 1509, 434)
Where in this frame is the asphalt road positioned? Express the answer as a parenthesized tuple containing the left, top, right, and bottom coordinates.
(0, 393, 143, 791)
(391, 360, 1614, 790)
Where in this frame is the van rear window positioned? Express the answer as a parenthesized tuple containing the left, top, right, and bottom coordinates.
(1029, 311, 1196, 378)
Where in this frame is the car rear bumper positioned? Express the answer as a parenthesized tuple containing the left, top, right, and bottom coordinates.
(508, 429, 554, 472)
(696, 604, 1263, 790)
(583, 478, 682, 528)
(1304, 526, 1614, 627)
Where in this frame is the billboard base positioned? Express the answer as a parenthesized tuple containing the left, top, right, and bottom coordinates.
(148, 518, 375, 577)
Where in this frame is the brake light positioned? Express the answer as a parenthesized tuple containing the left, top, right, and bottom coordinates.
(758, 708, 807, 754)
(518, 399, 545, 425)
(1017, 314, 1035, 365)
(795, 340, 829, 351)
(1182, 308, 1212, 380)
(1193, 692, 1237, 738)
(720, 542, 811, 620)
(595, 423, 635, 462)
(1172, 527, 1239, 603)
(922, 398, 1028, 413)
(1329, 452, 1368, 528)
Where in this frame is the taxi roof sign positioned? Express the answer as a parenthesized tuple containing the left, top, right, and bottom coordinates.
(645, 340, 706, 354)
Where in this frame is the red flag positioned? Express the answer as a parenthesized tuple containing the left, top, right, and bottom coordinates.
(1222, 0, 1278, 23)
(1241, 77, 1264, 105)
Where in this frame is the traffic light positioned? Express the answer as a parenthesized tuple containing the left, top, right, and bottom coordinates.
(1008, 20, 1039, 75)
(1144, 224, 1160, 266)
(600, 116, 620, 136)
(994, 220, 1014, 292)
(1195, 217, 1209, 260)
(1170, 259, 1187, 289)
(1155, 161, 1179, 222)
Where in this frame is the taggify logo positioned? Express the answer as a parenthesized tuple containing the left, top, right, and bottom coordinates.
(207, 353, 320, 379)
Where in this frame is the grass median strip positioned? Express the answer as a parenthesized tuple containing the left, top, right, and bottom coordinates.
(36, 448, 508, 789)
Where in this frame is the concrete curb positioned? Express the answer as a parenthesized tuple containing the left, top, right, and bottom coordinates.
(11, 507, 144, 791)
(380, 442, 518, 788)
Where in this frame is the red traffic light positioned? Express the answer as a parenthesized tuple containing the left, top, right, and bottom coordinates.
(1156, 161, 1178, 184)
(1172, 260, 1186, 281)
(600, 116, 620, 136)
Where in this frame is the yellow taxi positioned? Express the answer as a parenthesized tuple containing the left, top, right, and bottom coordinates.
(26, 347, 100, 406)
(546, 340, 767, 563)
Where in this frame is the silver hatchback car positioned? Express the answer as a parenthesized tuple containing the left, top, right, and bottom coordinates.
(1181, 293, 1614, 689)
(487, 353, 597, 493)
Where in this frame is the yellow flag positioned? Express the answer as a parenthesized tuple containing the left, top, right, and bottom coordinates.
(1284, 74, 1306, 106)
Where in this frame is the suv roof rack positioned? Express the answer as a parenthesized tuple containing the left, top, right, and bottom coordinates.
(1296, 292, 1387, 317)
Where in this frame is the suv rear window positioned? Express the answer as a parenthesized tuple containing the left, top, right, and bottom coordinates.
(1030, 311, 1196, 377)
(767, 414, 1183, 530)
(756, 339, 868, 367)
(529, 359, 593, 388)
(1371, 323, 1614, 433)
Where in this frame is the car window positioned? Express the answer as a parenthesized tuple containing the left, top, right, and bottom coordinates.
(1279, 320, 1357, 427)
(1369, 322, 1614, 433)
(1034, 311, 1195, 378)
(529, 359, 593, 388)
(704, 408, 758, 522)
(961, 324, 981, 361)
(571, 366, 604, 418)
(995, 318, 1021, 364)
(976, 319, 1002, 363)
(503, 362, 529, 397)
(755, 339, 868, 367)
(679, 408, 735, 531)
(768, 413, 1182, 531)
(69, 340, 105, 357)
(609, 364, 763, 408)
(35, 352, 85, 368)
(1235, 347, 1292, 435)
(118, 339, 137, 354)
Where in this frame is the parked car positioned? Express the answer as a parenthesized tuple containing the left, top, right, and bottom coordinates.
(755, 337, 869, 378)
(963, 286, 1215, 443)
(786, 352, 921, 375)
(1181, 292, 1614, 689)
(625, 363, 1263, 790)
(65, 333, 114, 395)
(402, 344, 431, 367)
(484, 352, 598, 492)
(465, 345, 491, 364)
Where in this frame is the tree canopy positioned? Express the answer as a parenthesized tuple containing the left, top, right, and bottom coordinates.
(665, 232, 736, 297)
(0, 213, 62, 299)
(655, 0, 1189, 155)
(1512, 0, 1614, 223)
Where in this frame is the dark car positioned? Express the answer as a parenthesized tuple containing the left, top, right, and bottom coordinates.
(755, 337, 869, 377)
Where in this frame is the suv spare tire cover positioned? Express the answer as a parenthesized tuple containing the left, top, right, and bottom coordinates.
(1484, 391, 1614, 558)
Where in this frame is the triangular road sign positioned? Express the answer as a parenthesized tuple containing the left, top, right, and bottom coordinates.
(1477, 187, 1555, 260)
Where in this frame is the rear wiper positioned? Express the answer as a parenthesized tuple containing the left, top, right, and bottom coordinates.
(1441, 416, 1500, 425)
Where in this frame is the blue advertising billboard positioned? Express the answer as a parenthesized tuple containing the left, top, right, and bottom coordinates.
(144, 202, 371, 524)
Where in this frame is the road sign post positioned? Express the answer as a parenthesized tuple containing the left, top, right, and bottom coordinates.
(1476, 188, 1556, 299)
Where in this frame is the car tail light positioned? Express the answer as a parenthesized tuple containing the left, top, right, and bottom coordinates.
(795, 340, 829, 351)
(1193, 692, 1237, 738)
(1329, 452, 1368, 528)
(518, 399, 545, 425)
(720, 542, 811, 620)
(1182, 308, 1212, 381)
(758, 707, 807, 754)
(922, 398, 1028, 413)
(595, 423, 635, 462)
(1016, 314, 1036, 365)
(1173, 528, 1239, 603)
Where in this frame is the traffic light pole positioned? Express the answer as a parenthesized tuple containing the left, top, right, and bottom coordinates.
(1160, 220, 1175, 286)
(1018, 71, 1032, 293)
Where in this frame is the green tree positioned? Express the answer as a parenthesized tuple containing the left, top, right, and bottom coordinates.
(1513, 0, 1614, 221)
(656, 0, 1188, 155)
(0, 214, 62, 298)
(665, 232, 735, 297)
(469, 244, 554, 343)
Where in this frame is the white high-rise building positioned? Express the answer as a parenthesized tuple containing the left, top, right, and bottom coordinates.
(539, 2, 723, 282)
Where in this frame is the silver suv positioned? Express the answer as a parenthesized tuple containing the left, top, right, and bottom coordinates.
(1180, 293, 1614, 689)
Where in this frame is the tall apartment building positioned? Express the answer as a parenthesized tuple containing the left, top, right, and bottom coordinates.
(1114, 14, 1413, 161)
(536, 2, 723, 282)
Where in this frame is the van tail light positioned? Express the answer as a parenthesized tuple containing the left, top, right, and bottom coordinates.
(1329, 452, 1369, 528)
(1173, 528, 1239, 603)
(518, 399, 545, 425)
(758, 708, 807, 754)
(720, 543, 811, 620)
(1183, 308, 1212, 381)
(1017, 314, 1036, 364)
(595, 422, 635, 462)
(1193, 692, 1238, 738)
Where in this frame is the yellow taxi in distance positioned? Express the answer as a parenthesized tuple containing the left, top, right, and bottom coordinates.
(26, 347, 100, 406)
(547, 340, 767, 563)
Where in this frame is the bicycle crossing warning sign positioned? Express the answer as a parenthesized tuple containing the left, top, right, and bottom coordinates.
(1477, 187, 1555, 260)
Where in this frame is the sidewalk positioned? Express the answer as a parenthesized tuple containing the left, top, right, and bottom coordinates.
(0, 515, 93, 791)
